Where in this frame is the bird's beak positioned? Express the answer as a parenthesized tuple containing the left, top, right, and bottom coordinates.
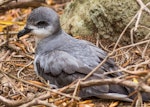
(17, 27, 32, 38)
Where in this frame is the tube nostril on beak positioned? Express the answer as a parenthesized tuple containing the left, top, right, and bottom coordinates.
(17, 27, 32, 39)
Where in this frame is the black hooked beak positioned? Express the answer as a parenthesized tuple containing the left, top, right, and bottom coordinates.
(17, 27, 32, 38)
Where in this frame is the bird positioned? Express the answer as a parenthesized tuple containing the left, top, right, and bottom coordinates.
(17, 6, 150, 102)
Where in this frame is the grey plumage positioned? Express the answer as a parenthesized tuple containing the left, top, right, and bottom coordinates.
(17, 7, 150, 102)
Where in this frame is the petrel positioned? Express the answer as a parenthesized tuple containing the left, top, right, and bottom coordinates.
(17, 7, 150, 102)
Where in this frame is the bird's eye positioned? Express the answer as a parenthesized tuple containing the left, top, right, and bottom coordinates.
(36, 21, 48, 27)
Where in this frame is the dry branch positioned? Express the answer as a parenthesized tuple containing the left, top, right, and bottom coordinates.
(0, 95, 33, 107)
(19, 92, 57, 107)
(0, 0, 16, 7)
(0, 0, 46, 13)
(0, 69, 80, 100)
(61, 77, 150, 94)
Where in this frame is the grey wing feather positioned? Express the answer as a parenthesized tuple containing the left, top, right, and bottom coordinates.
(34, 50, 109, 92)
(35, 50, 100, 76)
(68, 39, 122, 77)
(85, 40, 122, 76)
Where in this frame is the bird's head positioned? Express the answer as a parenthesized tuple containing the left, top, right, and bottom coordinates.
(17, 7, 61, 41)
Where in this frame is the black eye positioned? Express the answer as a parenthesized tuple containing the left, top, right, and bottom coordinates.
(36, 21, 48, 27)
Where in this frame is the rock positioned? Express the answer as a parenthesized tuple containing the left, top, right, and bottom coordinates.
(60, 0, 150, 44)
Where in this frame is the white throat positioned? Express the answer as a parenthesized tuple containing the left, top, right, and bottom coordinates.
(28, 25, 55, 44)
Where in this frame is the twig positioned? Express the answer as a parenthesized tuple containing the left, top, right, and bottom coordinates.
(0, 0, 46, 13)
(99, 40, 111, 52)
(0, 60, 27, 62)
(125, 59, 150, 71)
(83, 54, 111, 80)
(0, 31, 18, 35)
(1, 72, 26, 97)
(0, 50, 10, 61)
(142, 40, 149, 58)
(113, 1, 150, 50)
(114, 39, 150, 52)
(136, 0, 150, 14)
(72, 79, 81, 100)
(134, 1, 150, 32)
(113, 12, 139, 51)
(134, 9, 142, 31)
(0, 95, 33, 107)
(119, 66, 149, 76)
(0, 70, 80, 100)
(135, 92, 143, 107)
(19, 92, 57, 107)
(0, 0, 16, 7)
(17, 61, 33, 78)
(69, 78, 150, 93)
(142, 73, 150, 83)
(0, 40, 7, 47)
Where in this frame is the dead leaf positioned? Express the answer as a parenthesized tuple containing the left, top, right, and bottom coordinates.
(133, 78, 138, 83)
(28, 80, 46, 87)
(109, 101, 119, 107)
(79, 103, 95, 107)
(122, 59, 131, 67)
(11, 41, 27, 53)
(79, 100, 94, 107)
(0, 20, 24, 25)
(79, 100, 93, 104)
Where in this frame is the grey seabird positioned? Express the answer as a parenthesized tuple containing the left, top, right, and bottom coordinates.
(17, 7, 150, 102)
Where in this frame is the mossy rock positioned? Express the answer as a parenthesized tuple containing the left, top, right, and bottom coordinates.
(60, 0, 150, 44)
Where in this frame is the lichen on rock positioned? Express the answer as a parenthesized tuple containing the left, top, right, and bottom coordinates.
(60, 0, 150, 44)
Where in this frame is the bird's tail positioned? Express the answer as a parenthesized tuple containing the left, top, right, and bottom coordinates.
(79, 84, 150, 102)
(109, 84, 150, 102)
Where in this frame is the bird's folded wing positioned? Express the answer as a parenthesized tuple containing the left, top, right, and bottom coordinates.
(35, 50, 110, 92)
(35, 50, 132, 96)
(87, 41, 123, 77)
(35, 50, 97, 76)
